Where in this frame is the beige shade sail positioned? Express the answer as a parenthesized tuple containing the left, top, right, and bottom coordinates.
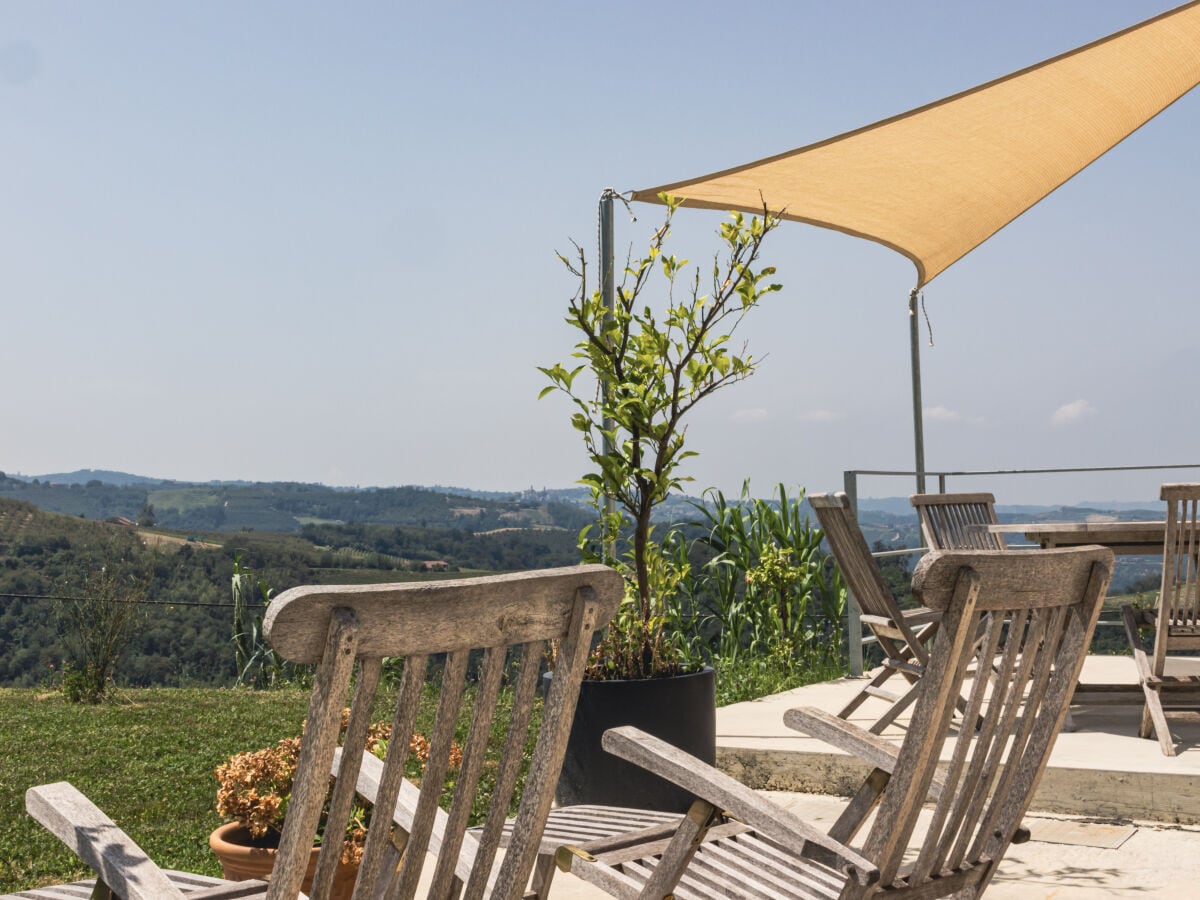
(631, 1, 1200, 288)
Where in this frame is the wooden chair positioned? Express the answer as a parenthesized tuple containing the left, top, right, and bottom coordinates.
(554, 546, 1113, 900)
(1122, 483, 1200, 755)
(21, 565, 623, 900)
(810, 492, 942, 733)
(910, 492, 1057, 729)
(910, 491, 1006, 551)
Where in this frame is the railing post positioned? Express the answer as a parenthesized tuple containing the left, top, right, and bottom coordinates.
(843, 470, 864, 677)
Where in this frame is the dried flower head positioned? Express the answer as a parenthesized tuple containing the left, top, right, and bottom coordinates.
(215, 710, 463, 859)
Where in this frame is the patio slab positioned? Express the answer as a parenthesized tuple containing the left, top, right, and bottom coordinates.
(716, 654, 1200, 825)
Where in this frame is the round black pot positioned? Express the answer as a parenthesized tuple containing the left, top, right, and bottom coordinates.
(548, 666, 716, 813)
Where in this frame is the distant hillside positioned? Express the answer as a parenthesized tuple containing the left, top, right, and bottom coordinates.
(9, 468, 170, 487)
(0, 494, 585, 688)
(0, 472, 593, 535)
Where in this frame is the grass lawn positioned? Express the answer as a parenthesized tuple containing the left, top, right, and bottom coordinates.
(0, 687, 313, 893)
(0, 657, 844, 894)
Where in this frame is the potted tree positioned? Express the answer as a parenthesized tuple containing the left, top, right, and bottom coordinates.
(539, 194, 781, 810)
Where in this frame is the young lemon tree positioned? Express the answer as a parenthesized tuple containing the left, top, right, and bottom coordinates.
(540, 195, 781, 678)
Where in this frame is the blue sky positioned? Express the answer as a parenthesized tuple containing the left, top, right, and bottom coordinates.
(3, 1, 1197, 505)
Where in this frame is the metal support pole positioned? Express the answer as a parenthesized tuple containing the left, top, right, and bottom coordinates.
(599, 189, 617, 562)
(843, 470, 864, 677)
(909, 289, 926, 495)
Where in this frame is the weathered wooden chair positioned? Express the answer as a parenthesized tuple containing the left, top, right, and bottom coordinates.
(910, 492, 1007, 551)
(19, 565, 623, 900)
(810, 492, 943, 733)
(554, 546, 1113, 900)
(910, 491, 1054, 729)
(1122, 483, 1200, 755)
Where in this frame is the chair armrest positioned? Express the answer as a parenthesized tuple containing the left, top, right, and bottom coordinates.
(784, 707, 944, 799)
(899, 606, 941, 627)
(25, 782, 187, 900)
(601, 726, 878, 887)
(341, 749, 480, 884)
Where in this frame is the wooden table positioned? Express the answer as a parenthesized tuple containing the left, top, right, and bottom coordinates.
(985, 521, 1166, 555)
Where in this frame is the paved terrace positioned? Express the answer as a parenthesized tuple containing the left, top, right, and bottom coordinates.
(551, 655, 1200, 898)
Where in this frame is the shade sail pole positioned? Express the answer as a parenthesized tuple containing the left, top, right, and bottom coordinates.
(909, 288, 926, 494)
(599, 189, 617, 562)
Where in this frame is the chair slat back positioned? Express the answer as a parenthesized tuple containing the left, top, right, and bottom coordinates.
(259, 565, 623, 900)
(910, 492, 1006, 551)
(861, 547, 1112, 893)
(1156, 484, 1200, 658)
(809, 493, 906, 624)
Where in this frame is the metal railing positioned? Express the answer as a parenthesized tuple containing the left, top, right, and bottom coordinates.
(839, 463, 1200, 676)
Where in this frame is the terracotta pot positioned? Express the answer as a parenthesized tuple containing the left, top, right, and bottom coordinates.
(209, 822, 359, 900)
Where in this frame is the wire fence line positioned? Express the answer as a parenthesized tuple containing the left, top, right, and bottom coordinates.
(0, 591, 262, 609)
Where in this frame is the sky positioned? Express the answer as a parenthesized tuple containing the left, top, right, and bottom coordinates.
(3, 1, 1198, 506)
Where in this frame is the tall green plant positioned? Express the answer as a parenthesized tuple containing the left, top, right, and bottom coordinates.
(56, 545, 154, 703)
(691, 482, 846, 668)
(231, 555, 289, 688)
(540, 196, 781, 678)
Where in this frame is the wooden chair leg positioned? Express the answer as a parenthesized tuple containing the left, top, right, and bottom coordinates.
(1122, 604, 1176, 755)
(527, 850, 557, 900)
(836, 664, 897, 719)
(1142, 685, 1176, 756)
(867, 677, 923, 734)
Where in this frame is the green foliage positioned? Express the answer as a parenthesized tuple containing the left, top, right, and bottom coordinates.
(689, 482, 846, 675)
(541, 197, 781, 678)
(230, 556, 297, 689)
(137, 502, 157, 527)
(581, 528, 697, 679)
(714, 646, 845, 707)
(55, 545, 155, 703)
(0, 499, 585, 688)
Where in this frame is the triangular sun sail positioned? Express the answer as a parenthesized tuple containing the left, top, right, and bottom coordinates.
(632, 2, 1200, 287)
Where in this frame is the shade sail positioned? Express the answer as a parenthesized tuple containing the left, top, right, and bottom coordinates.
(631, 1, 1200, 288)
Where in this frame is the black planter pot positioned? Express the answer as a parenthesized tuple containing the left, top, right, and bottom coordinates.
(548, 666, 716, 813)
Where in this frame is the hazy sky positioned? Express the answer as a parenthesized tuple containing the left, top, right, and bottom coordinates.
(4, 1, 1197, 505)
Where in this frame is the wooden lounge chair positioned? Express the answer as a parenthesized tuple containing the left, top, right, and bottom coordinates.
(19, 565, 623, 900)
(1122, 483, 1200, 756)
(810, 492, 942, 733)
(910, 491, 1006, 551)
(554, 546, 1113, 900)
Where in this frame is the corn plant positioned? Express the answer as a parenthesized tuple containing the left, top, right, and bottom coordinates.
(231, 555, 292, 688)
(689, 482, 845, 670)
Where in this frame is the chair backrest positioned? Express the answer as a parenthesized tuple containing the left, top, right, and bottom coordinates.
(910, 492, 1007, 551)
(810, 493, 908, 624)
(1155, 484, 1200, 660)
(260, 565, 623, 900)
(860, 546, 1112, 895)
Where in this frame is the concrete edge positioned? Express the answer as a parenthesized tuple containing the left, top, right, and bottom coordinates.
(717, 746, 1200, 826)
